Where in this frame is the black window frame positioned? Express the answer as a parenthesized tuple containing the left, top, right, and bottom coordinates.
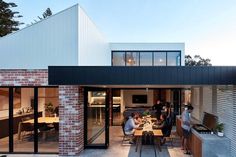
(0, 86, 59, 154)
(111, 50, 182, 66)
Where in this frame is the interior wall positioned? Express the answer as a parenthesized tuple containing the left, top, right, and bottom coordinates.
(122, 89, 153, 108)
(191, 87, 200, 120)
(0, 88, 35, 118)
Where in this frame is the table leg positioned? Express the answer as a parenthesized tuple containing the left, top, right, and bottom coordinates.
(17, 122, 22, 140)
(153, 138, 157, 157)
(139, 136, 142, 157)
(156, 137, 162, 152)
(135, 137, 139, 152)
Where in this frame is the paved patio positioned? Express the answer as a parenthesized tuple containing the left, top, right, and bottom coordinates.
(80, 126, 192, 157)
(1, 126, 192, 157)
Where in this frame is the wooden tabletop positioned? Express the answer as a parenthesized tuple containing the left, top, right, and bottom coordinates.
(153, 130, 163, 136)
(134, 130, 143, 136)
(134, 116, 163, 137)
(23, 117, 59, 124)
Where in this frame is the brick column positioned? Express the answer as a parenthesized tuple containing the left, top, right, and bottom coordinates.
(59, 86, 84, 156)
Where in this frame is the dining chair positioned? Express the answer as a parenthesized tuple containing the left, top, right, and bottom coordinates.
(20, 122, 34, 140)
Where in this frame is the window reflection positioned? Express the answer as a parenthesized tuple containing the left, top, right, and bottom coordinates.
(167, 52, 181, 66)
(126, 52, 139, 66)
(38, 88, 59, 153)
(140, 52, 152, 66)
(112, 51, 181, 66)
(112, 52, 125, 66)
(154, 52, 166, 66)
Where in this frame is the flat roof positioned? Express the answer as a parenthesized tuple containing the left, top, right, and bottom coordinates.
(48, 66, 236, 85)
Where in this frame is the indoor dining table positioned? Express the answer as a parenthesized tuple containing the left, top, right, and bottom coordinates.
(18, 117, 59, 140)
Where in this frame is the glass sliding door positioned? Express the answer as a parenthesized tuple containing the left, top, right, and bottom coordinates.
(0, 87, 59, 153)
(38, 87, 59, 153)
(0, 88, 9, 152)
(14, 88, 34, 152)
(85, 88, 109, 148)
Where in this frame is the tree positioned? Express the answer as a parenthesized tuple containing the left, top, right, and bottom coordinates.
(185, 55, 212, 66)
(38, 8, 52, 20)
(0, 0, 23, 37)
(28, 8, 52, 26)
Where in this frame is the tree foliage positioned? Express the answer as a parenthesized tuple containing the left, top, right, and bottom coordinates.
(29, 8, 52, 25)
(0, 0, 23, 37)
(38, 8, 52, 20)
(185, 55, 212, 66)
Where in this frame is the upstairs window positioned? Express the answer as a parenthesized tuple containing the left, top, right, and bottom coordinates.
(112, 51, 181, 66)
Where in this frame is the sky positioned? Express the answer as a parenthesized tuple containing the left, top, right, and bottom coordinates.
(6, 0, 236, 65)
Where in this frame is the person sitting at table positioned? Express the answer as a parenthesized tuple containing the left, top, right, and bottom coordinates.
(134, 112, 142, 125)
(124, 113, 139, 135)
(155, 113, 169, 144)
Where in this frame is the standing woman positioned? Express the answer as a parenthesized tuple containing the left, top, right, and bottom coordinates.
(165, 102, 172, 125)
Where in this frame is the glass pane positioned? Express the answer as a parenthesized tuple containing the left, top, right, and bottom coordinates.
(112, 90, 122, 125)
(126, 52, 139, 66)
(167, 52, 181, 66)
(0, 88, 9, 152)
(154, 52, 166, 66)
(87, 91, 106, 144)
(38, 88, 59, 153)
(112, 52, 125, 66)
(140, 52, 152, 66)
(14, 88, 34, 152)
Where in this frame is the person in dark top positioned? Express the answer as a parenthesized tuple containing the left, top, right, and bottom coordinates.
(156, 114, 168, 136)
(165, 102, 172, 125)
(155, 113, 169, 145)
(152, 100, 163, 120)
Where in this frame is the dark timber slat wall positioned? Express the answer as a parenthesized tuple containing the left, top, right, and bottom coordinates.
(48, 66, 236, 85)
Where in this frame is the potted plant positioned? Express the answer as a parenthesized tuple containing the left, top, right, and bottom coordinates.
(215, 122, 224, 137)
(45, 102, 54, 117)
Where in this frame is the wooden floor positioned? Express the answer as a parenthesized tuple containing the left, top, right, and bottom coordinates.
(0, 131, 58, 153)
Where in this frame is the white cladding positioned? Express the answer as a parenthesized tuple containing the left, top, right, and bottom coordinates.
(78, 7, 110, 66)
(110, 43, 185, 66)
(0, 4, 184, 68)
(0, 5, 79, 69)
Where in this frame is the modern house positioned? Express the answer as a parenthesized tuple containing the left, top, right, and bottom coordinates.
(0, 4, 236, 157)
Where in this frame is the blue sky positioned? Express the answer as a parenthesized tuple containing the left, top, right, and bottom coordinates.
(6, 0, 236, 65)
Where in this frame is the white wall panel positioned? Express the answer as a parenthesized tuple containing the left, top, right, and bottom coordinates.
(78, 6, 110, 66)
(216, 86, 235, 156)
(122, 89, 153, 108)
(110, 43, 185, 66)
(202, 86, 213, 115)
(0, 5, 79, 69)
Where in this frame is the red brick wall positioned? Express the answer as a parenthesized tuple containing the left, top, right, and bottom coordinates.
(0, 69, 84, 156)
(0, 69, 48, 86)
(59, 86, 84, 156)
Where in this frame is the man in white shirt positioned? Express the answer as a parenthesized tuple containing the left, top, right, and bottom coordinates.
(181, 105, 194, 155)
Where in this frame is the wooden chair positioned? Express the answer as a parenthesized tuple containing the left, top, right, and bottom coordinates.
(20, 122, 34, 140)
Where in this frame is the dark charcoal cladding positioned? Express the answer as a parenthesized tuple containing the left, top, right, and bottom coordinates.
(48, 66, 236, 85)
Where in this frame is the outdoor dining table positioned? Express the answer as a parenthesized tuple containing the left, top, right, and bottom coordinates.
(17, 117, 59, 140)
(134, 117, 163, 157)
